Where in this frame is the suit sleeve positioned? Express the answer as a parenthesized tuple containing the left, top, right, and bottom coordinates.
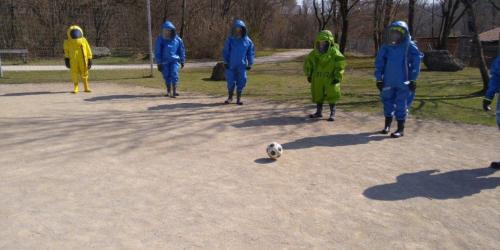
(303, 52, 314, 78)
(83, 38, 93, 60)
(485, 57, 500, 101)
(408, 42, 422, 81)
(246, 38, 255, 66)
(374, 47, 386, 81)
(154, 37, 163, 64)
(63, 40, 69, 58)
(332, 47, 346, 82)
(222, 38, 231, 65)
(177, 38, 186, 64)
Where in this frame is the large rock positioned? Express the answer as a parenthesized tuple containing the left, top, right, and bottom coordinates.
(423, 50, 464, 72)
(91, 47, 111, 58)
(210, 62, 226, 81)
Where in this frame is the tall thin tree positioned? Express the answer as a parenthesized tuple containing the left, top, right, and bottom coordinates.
(460, 0, 489, 91)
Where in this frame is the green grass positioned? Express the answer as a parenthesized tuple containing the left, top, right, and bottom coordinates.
(0, 57, 497, 126)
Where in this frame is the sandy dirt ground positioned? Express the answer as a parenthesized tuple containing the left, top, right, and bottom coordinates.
(1, 49, 310, 72)
(0, 83, 499, 249)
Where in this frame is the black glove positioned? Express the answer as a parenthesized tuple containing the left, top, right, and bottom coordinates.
(246, 66, 251, 71)
(181, 63, 184, 69)
(64, 58, 70, 69)
(87, 59, 92, 69)
(307, 76, 312, 83)
(409, 81, 417, 91)
(376, 81, 383, 91)
(224, 63, 229, 69)
(157, 64, 162, 72)
(483, 99, 492, 111)
(332, 79, 340, 85)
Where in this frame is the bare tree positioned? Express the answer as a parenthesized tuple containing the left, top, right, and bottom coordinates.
(488, 0, 500, 10)
(90, 0, 116, 46)
(460, 0, 489, 91)
(312, 0, 336, 31)
(436, 0, 466, 50)
(408, 0, 415, 34)
(373, 0, 383, 54)
(337, 0, 361, 53)
(180, 0, 186, 38)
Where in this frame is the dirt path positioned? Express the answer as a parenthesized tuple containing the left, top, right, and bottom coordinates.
(1, 49, 310, 72)
(0, 83, 499, 249)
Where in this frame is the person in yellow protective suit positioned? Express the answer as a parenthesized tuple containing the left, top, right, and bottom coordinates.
(63, 25, 93, 93)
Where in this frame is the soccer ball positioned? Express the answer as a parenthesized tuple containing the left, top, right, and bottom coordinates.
(266, 142, 283, 160)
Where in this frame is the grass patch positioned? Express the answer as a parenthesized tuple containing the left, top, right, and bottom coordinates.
(0, 57, 496, 126)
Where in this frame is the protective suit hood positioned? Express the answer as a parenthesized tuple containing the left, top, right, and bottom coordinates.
(162, 21, 177, 36)
(231, 19, 248, 38)
(314, 30, 335, 45)
(67, 25, 84, 40)
(387, 21, 411, 45)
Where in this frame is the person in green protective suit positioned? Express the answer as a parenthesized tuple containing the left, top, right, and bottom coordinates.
(304, 30, 346, 121)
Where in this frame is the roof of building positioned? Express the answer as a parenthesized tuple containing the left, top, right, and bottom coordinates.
(479, 27, 500, 42)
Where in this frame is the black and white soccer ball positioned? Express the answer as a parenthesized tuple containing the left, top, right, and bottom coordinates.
(266, 142, 283, 160)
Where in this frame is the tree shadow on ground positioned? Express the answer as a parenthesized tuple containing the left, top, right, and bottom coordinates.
(233, 116, 318, 128)
(363, 167, 500, 200)
(2, 91, 69, 96)
(148, 102, 225, 110)
(282, 132, 387, 150)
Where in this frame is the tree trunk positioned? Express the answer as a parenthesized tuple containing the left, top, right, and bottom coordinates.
(9, 0, 16, 48)
(162, 0, 169, 22)
(383, 0, 394, 28)
(373, 0, 382, 54)
(180, 0, 187, 38)
(339, 16, 348, 53)
(462, 0, 489, 91)
(408, 0, 415, 35)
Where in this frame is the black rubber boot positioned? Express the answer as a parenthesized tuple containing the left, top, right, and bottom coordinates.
(171, 86, 177, 98)
(491, 162, 500, 170)
(236, 91, 243, 105)
(309, 103, 323, 118)
(165, 85, 171, 97)
(390, 120, 405, 138)
(380, 117, 393, 134)
(327, 104, 336, 122)
(224, 89, 234, 104)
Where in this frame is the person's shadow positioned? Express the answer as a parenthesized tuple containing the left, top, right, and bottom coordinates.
(233, 116, 317, 128)
(363, 167, 500, 200)
(282, 132, 387, 150)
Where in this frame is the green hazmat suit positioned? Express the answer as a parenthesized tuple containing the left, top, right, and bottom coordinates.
(304, 30, 346, 104)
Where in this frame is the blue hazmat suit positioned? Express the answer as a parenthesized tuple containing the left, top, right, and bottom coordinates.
(222, 20, 255, 94)
(155, 21, 186, 87)
(375, 21, 422, 121)
(485, 57, 500, 128)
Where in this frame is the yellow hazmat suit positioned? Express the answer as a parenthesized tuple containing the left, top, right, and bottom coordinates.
(63, 25, 93, 93)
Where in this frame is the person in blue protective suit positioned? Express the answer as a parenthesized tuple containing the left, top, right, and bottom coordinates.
(155, 21, 186, 98)
(375, 21, 423, 138)
(482, 56, 500, 169)
(222, 19, 255, 105)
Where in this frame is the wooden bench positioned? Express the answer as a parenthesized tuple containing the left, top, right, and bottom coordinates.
(0, 49, 29, 77)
